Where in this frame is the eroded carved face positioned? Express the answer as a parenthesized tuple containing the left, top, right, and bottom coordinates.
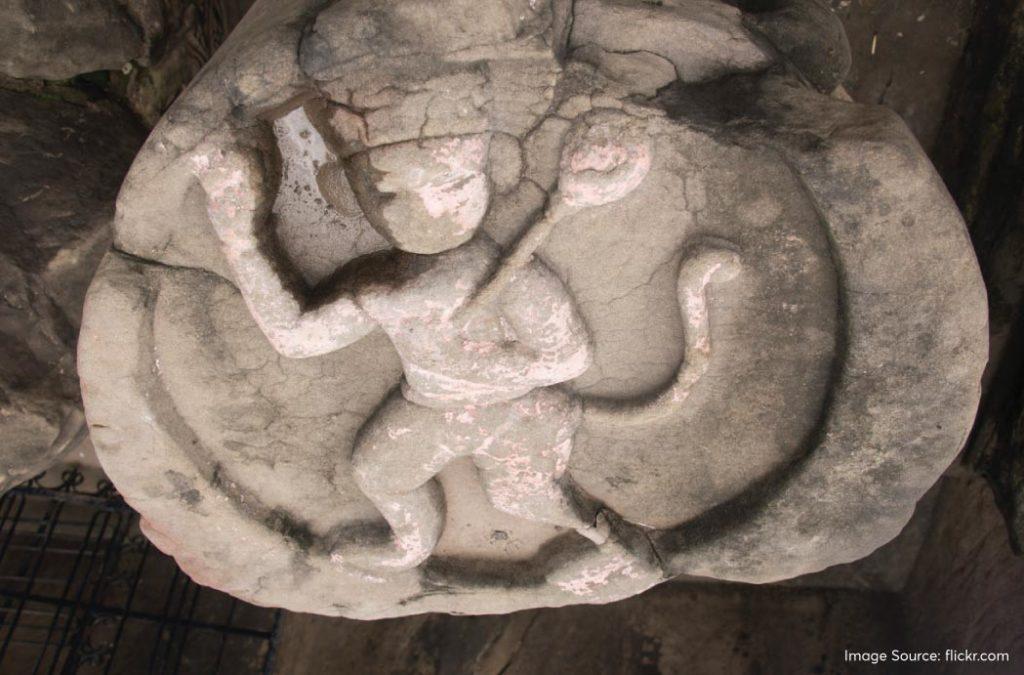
(342, 134, 492, 254)
(296, 0, 568, 255)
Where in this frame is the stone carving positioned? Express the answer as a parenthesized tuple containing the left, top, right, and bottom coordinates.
(78, 0, 988, 618)
(192, 113, 739, 572)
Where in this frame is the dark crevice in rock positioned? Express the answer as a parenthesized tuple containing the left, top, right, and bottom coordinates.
(110, 245, 226, 280)
(494, 613, 540, 675)
(0, 83, 142, 487)
(938, 0, 1024, 554)
(112, 0, 149, 46)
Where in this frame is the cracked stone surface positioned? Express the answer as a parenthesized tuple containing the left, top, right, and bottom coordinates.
(78, 0, 987, 618)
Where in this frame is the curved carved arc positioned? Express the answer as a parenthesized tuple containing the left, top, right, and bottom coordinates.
(654, 79, 988, 582)
(582, 239, 742, 427)
(557, 112, 840, 529)
(84, 0, 988, 611)
(86, 144, 671, 620)
(78, 253, 427, 615)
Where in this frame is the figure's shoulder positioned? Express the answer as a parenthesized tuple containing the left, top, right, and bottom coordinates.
(414, 236, 500, 286)
(439, 234, 500, 264)
(314, 237, 503, 309)
(498, 256, 572, 311)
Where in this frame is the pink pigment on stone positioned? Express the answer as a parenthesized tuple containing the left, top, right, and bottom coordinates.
(186, 117, 740, 587)
(555, 555, 645, 596)
(559, 123, 652, 208)
(568, 141, 631, 174)
(416, 136, 490, 233)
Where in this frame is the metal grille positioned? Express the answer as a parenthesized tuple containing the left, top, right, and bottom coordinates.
(0, 468, 280, 674)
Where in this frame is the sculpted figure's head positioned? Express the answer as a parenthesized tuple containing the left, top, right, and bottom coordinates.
(343, 134, 492, 255)
(295, 0, 845, 256)
(298, 0, 573, 254)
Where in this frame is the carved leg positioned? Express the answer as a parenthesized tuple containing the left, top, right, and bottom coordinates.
(473, 388, 608, 544)
(340, 479, 446, 572)
(335, 392, 467, 572)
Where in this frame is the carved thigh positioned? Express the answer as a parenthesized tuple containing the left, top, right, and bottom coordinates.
(471, 387, 583, 513)
(351, 390, 472, 495)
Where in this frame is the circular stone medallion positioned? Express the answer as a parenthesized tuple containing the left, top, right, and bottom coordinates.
(79, 0, 986, 618)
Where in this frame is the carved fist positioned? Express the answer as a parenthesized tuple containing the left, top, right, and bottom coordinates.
(190, 142, 268, 249)
(558, 111, 652, 210)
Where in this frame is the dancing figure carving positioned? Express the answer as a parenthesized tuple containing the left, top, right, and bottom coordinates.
(192, 109, 740, 572)
(77, 0, 986, 618)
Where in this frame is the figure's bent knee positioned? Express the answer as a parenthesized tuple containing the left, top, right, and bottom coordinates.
(350, 437, 423, 496)
(350, 450, 378, 493)
(351, 400, 462, 495)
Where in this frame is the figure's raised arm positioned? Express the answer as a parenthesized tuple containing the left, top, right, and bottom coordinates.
(190, 135, 376, 359)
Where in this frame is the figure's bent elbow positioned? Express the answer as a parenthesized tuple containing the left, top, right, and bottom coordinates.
(264, 327, 323, 359)
(270, 340, 322, 360)
(564, 337, 594, 380)
(531, 335, 594, 385)
(260, 319, 349, 359)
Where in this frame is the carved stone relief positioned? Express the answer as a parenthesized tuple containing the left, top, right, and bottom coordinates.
(78, 0, 988, 618)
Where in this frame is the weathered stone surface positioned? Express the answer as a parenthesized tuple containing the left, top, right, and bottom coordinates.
(0, 87, 145, 490)
(651, 74, 986, 583)
(79, 0, 986, 618)
(902, 472, 1024, 672)
(0, 0, 160, 80)
(743, 0, 852, 93)
(784, 480, 941, 592)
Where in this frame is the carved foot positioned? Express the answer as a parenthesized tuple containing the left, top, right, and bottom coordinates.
(330, 535, 433, 573)
(576, 510, 612, 545)
(547, 514, 664, 600)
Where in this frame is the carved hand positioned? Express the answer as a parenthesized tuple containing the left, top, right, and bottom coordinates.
(190, 134, 377, 359)
(468, 112, 653, 314)
(190, 143, 268, 251)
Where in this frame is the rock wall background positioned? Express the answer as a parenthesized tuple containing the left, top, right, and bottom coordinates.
(0, 85, 142, 490)
(0, 0, 255, 490)
(0, 0, 1021, 671)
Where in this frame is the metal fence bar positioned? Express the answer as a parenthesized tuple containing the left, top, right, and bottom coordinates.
(47, 508, 118, 673)
(212, 598, 239, 673)
(0, 468, 281, 674)
(102, 538, 149, 675)
(170, 581, 203, 674)
(0, 590, 276, 640)
(62, 508, 128, 673)
(31, 504, 109, 675)
(0, 496, 66, 660)
(147, 564, 183, 674)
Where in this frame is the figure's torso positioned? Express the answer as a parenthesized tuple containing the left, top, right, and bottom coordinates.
(355, 237, 571, 408)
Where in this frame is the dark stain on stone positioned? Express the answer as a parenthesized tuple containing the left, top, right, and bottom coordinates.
(165, 469, 203, 507)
